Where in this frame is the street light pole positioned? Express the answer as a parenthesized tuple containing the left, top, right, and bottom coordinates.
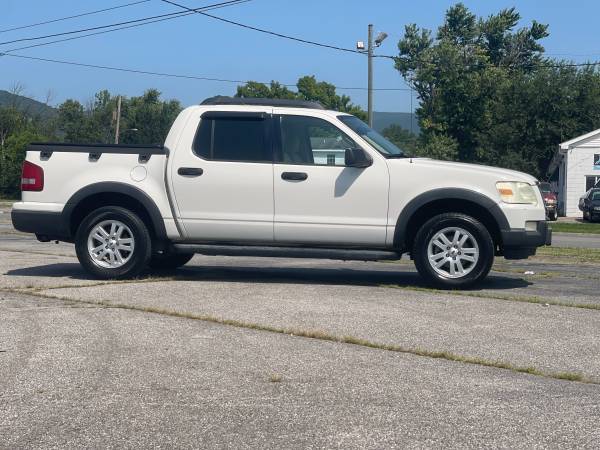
(367, 24, 374, 128)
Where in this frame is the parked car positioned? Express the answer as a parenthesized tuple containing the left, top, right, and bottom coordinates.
(579, 188, 600, 222)
(539, 182, 558, 221)
(11, 97, 551, 288)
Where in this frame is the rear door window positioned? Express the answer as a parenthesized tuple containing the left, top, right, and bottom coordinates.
(193, 114, 271, 162)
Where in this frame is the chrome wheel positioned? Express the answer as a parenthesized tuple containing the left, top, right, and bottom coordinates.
(87, 220, 135, 269)
(427, 226, 479, 279)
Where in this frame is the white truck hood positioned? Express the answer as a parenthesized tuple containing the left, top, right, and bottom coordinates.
(396, 158, 539, 185)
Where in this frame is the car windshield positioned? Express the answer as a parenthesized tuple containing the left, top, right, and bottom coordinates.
(539, 183, 552, 193)
(338, 115, 407, 157)
(592, 191, 600, 201)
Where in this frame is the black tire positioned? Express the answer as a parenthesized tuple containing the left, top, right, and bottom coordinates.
(583, 211, 589, 222)
(148, 252, 194, 270)
(549, 211, 557, 221)
(412, 213, 494, 289)
(75, 206, 152, 279)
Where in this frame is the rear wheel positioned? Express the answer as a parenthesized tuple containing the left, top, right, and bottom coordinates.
(548, 211, 557, 221)
(75, 206, 151, 279)
(148, 252, 194, 270)
(413, 213, 494, 289)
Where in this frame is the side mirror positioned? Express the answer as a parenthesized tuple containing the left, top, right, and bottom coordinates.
(345, 148, 372, 168)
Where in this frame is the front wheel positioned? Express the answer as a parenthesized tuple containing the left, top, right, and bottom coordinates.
(75, 206, 152, 279)
(413, 213, 494, 289)
(548, 211, 557, 221)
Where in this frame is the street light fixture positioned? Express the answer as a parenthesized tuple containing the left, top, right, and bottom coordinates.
(374, 32, 388, 47)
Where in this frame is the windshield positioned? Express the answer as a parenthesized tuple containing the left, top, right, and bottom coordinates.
(539, 182, 552, 193)
(338, 115, 406, 157)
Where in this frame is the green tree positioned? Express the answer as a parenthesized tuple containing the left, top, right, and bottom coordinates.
(57, 99, 93, 143)
(236, 75, 367, 121)
(382, 124, 419, 154)
(120, 89, 182, 145)
(394, 3, 560, 175)
(0, 128, 46, 197)
(55, 89, 182, 145)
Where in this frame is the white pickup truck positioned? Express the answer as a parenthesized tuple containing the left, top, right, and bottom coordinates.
(12, 97, 551, 287)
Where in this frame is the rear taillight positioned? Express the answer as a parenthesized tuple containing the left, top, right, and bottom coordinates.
(21, 161, 44, 191)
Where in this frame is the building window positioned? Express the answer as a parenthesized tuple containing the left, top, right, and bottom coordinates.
(586, 175, 600, 191)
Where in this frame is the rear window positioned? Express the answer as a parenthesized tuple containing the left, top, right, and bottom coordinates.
(193, 116, 270, 162)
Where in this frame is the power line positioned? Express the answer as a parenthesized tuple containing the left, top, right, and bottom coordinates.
(1, 1, 251, 54)
(159, 0, 364, 55)
(0, 52, 411, 91)
(0, 0, 248, 47)
(0, 0, 151, 34)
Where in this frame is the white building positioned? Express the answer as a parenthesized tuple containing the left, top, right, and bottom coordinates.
(549, 130, 600, 217)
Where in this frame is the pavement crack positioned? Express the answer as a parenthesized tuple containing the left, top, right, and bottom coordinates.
(381, 284, 600, 312)
(4, 287, 597, 386)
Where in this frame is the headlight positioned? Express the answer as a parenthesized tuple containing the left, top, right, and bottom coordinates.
(496, 181, 538, 205)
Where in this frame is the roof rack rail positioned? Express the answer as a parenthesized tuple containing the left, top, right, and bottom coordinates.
(200, 96, 325, 110)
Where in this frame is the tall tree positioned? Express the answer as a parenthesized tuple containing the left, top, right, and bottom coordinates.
(236, 75, 367, 121)
(394, 3, 565, 175)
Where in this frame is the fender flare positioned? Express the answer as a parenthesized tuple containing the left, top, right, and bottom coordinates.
(63, 182, 167, 240)
(393, 188, 510, 248)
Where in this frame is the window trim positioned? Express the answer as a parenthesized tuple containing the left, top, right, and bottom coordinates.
(272, 114, 357, 167)
(191, 112, 274, 164)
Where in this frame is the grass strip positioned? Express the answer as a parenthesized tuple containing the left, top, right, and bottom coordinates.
(2, 287, 594, 385)
(382, 284, 600, 312)
(551, 222, 600, 234)
(535, 246, 600, 263)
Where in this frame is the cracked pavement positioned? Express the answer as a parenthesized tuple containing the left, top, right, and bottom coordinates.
(1, 205, 600, 448)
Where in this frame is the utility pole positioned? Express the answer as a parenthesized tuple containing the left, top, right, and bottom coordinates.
(367, 24, 374, 128)
(114, 95, 122, 144)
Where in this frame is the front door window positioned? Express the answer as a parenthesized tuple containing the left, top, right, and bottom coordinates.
(277, 115, 356, 166)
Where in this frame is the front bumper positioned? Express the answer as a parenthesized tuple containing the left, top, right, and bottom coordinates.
(500, 221, 551, 260)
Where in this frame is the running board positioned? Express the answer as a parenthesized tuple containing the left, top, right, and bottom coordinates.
(171, 244, 401, 261)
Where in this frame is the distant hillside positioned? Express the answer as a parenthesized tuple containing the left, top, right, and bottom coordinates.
(373, 112, 419, 134)
(0, 90, 56, 118)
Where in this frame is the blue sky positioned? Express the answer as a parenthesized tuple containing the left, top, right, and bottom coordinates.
(1, 0, 599, 113)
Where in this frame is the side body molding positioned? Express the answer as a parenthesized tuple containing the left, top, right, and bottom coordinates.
(393, 188, 510, 248)
(63, 182, 168, 240)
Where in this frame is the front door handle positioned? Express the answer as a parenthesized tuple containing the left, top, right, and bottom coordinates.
(281, 171, 308, 181)
(178, 167, 203, 177)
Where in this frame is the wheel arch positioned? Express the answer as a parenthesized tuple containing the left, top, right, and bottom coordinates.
(393, 188, 509, 252)
(64, 182, 167, 240)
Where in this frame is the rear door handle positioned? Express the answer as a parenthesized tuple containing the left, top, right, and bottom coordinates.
(178, 167, 203, 177)
(281, 171, 308, 181)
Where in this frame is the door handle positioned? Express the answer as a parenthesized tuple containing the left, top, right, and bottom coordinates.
(281, 171, 308, 181)
(178, 167, 203, 176)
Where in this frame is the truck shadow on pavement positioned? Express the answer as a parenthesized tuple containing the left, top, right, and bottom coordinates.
(6, 262, 531, 291)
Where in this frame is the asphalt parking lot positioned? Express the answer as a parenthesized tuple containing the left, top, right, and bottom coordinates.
(1, 204, 600, 448)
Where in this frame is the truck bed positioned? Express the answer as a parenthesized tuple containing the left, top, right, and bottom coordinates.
(13, 141, 180, 241)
